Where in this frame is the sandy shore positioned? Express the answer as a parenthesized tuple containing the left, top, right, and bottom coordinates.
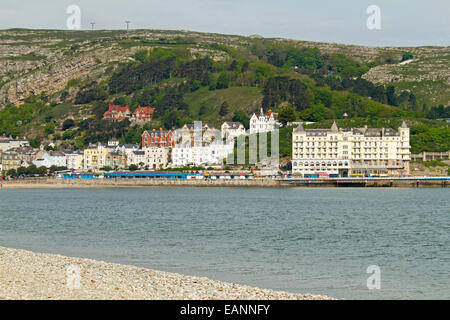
(0, 246, 333, 300)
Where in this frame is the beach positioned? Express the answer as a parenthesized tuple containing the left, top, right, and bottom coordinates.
(0, 246, 333, 300)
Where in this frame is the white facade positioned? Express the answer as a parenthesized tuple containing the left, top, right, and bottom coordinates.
(144, 147, 169, 169)
(291, 121, 411, 177)
(65, 151, 84, 170)
(115, 144, 140, 158)
(249, 108, 279, 134)
(172, 142, 234, 167)
(221, 122, 246, 141)
(127, 151, 147, 168)
(0, 137, 29, 152)
(33, 151, 67, 168)
(127, 148, 169, 169)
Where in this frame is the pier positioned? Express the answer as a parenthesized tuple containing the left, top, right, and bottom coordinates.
(279, 177, 449, 188)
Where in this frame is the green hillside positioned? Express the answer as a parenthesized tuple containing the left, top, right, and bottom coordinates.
(184, 86, 263, 124)
(0, 29, 448, 154)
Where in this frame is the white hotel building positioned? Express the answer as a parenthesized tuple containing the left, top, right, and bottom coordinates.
(291, 121, 411, 177)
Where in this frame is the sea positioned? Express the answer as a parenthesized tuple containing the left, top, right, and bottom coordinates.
(0, 187, 448, 299)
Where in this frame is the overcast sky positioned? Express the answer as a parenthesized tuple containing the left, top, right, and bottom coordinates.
(0, 0, 448, 46)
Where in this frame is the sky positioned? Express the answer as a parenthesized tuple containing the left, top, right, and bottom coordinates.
(0, 0, 449, 47)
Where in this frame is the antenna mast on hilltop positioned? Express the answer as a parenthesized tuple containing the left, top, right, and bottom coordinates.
(125, 21, 131, 31)
(90, 22, 95, 30)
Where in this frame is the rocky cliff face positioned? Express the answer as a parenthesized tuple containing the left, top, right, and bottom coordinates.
(0, 57, 99, 106)
(0, 29, 448, 108)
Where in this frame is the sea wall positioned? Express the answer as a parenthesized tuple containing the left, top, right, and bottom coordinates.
(1, 177, 448, 188)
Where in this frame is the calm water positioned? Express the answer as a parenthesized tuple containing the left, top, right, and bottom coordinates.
(0, 187, 448, 299)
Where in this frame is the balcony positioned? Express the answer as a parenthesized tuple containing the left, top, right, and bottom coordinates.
(351, 164, 405, 169)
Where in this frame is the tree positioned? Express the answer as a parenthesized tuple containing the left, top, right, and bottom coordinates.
(17, 166, 27, 176)
(49, 165, 59, 173)
(44, 122, 55, 135)
(190, 80, 201, 92)
(29, 137, 41, 148)
(62, 119, 76, 130)
(134, 48, 150, 63)
(229, 60, 238, 71)
(163, 111, 180, 130)
(113, 96, 130, 106)
(241, 61, 249, 73)
(37, 166, 48, 175)
(216, 72, 229, 89)
(26, 164, 38, 175)
(267, 46, 286, 67)
(401, 52, 414, 61)
(278, 105, 297, 126)
(199, 105, 207, 116)
(7, 168, 16, 176)
(128, 164, 139, 171)
(232, 111, 250, 129)
(386, 86, 398, 106)
(302, 104, 327, 122)
(219, 101, 229, 116)
(62, 129, 75, 140)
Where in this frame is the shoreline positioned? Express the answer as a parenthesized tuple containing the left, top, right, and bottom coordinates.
(0, 246, 333, 300)
(1, 178, 281, 189)
(0, 177, 448, 189)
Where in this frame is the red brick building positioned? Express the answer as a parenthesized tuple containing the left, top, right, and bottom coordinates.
(131, 106, 156, 123)
(142, 129, 175, 148)
(102, 105, 131, 121)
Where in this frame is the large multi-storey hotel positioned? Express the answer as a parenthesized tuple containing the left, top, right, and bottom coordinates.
(292, 121, 411, 177)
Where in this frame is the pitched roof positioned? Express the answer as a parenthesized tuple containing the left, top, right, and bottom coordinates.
(294, 122, 305, 132)
(364, 128, 382, 137)
(143, 130, 172, 137)
(132, 106, 155, 117)
(306, 129, 329, 136)
(330, 121, 338, 133)
(224, 122, 243, 129)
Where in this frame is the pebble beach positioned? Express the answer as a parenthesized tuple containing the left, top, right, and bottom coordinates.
(0, 246, 333, 300)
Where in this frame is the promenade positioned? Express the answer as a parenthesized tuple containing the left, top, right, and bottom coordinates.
(1, 177, 449, 188)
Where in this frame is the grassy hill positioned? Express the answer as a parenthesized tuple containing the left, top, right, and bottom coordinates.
(184, 86, 263, 124)
(0, 29, 448, 154)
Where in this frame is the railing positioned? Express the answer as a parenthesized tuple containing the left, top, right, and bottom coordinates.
(351, 164, 404, 169)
